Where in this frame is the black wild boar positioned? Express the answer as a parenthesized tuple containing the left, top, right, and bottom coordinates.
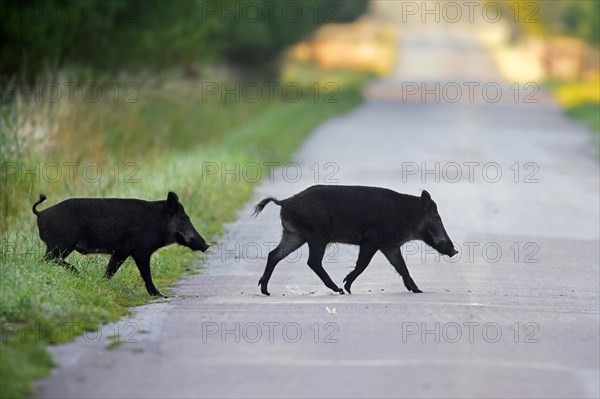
(32, 192, 209, 297)
(252, 185, 458, 295)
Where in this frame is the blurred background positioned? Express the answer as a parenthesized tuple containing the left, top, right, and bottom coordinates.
(0, 1, 598, 398)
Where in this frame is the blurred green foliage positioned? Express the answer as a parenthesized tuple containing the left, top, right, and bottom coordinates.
(503, 0, 600, 44)
(0, 0, 368, 79)
(558, 1, 600, 44)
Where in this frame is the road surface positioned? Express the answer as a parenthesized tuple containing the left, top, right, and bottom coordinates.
(36, 15, 599, 399)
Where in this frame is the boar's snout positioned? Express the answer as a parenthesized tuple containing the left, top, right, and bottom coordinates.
(176, 229, 209, 252)
(199, 242, 210, 253)
(437, 240, 458, 258)
(191, 240, 210, 252)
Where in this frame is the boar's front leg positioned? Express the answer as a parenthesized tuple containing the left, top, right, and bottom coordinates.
(103, 253, 128, 279)
(343, 245, 378, 294)
(132, 252, 165, 297)
(307, 241, 344, 295)
(43, 247, 78, 274)
(381, 247, 422, 293)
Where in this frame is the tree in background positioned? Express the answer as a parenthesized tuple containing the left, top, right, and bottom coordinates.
(503, 0, 600, 45)
(0, 0, 368, 81)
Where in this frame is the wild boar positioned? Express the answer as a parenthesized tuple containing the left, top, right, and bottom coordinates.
(252, 185, 457, 295)
(32, 192, 209, 297)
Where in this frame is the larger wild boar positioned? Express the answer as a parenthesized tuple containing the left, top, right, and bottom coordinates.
(252, 185, 458, 295)
(32, 192, 209, 297)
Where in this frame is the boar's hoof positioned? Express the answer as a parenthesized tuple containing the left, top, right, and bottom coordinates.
(258, 278, 271, 296)
(404, 279, 422, 293)
(343, 278, 352, 294)
(337, 288, 345, 295)
(150, 290, 167, 298)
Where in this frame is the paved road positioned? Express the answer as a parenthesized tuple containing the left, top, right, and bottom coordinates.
(36, 16, 599, 399)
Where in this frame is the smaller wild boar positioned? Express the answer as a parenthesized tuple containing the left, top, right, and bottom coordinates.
(32, 192, 209, 297)
(253, 185, 458, 295)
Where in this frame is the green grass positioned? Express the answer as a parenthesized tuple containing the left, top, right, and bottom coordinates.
(566, 102, 600, 139)
(0, 334, 54, 399)
(106, 340, 123, 351)
(545, 79, 600, 155)
(0, 70, 369, 398)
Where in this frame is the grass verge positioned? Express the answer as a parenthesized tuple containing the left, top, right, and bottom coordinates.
(545, 79, 600, 154)
(0, 70, 368, 398)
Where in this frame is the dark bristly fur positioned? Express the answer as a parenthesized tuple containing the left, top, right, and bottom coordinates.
(33, 192, 210, 297)
(253, 185, 458, 296)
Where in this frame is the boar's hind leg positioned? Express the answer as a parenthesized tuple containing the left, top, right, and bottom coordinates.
(259, 232, 305, 296)
(43, 246, 78, 274)
(381, 247, 422, 293)
(307, 241, 344, 295)
(132, 253, 164, 297)
(343, 245, 378, 294)
(104, 253, 128, 279)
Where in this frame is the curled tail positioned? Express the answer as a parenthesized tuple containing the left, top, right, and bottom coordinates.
(252, 197, 282, 217)
(32, 194, 47, 216)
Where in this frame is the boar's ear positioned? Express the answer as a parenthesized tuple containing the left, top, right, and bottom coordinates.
(420, 190, 433, 212)
(167, 192, 180, 212)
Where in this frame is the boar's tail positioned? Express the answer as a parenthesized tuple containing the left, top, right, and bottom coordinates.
(252, 197, 282, 217)
(32, 194, 47, 216)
